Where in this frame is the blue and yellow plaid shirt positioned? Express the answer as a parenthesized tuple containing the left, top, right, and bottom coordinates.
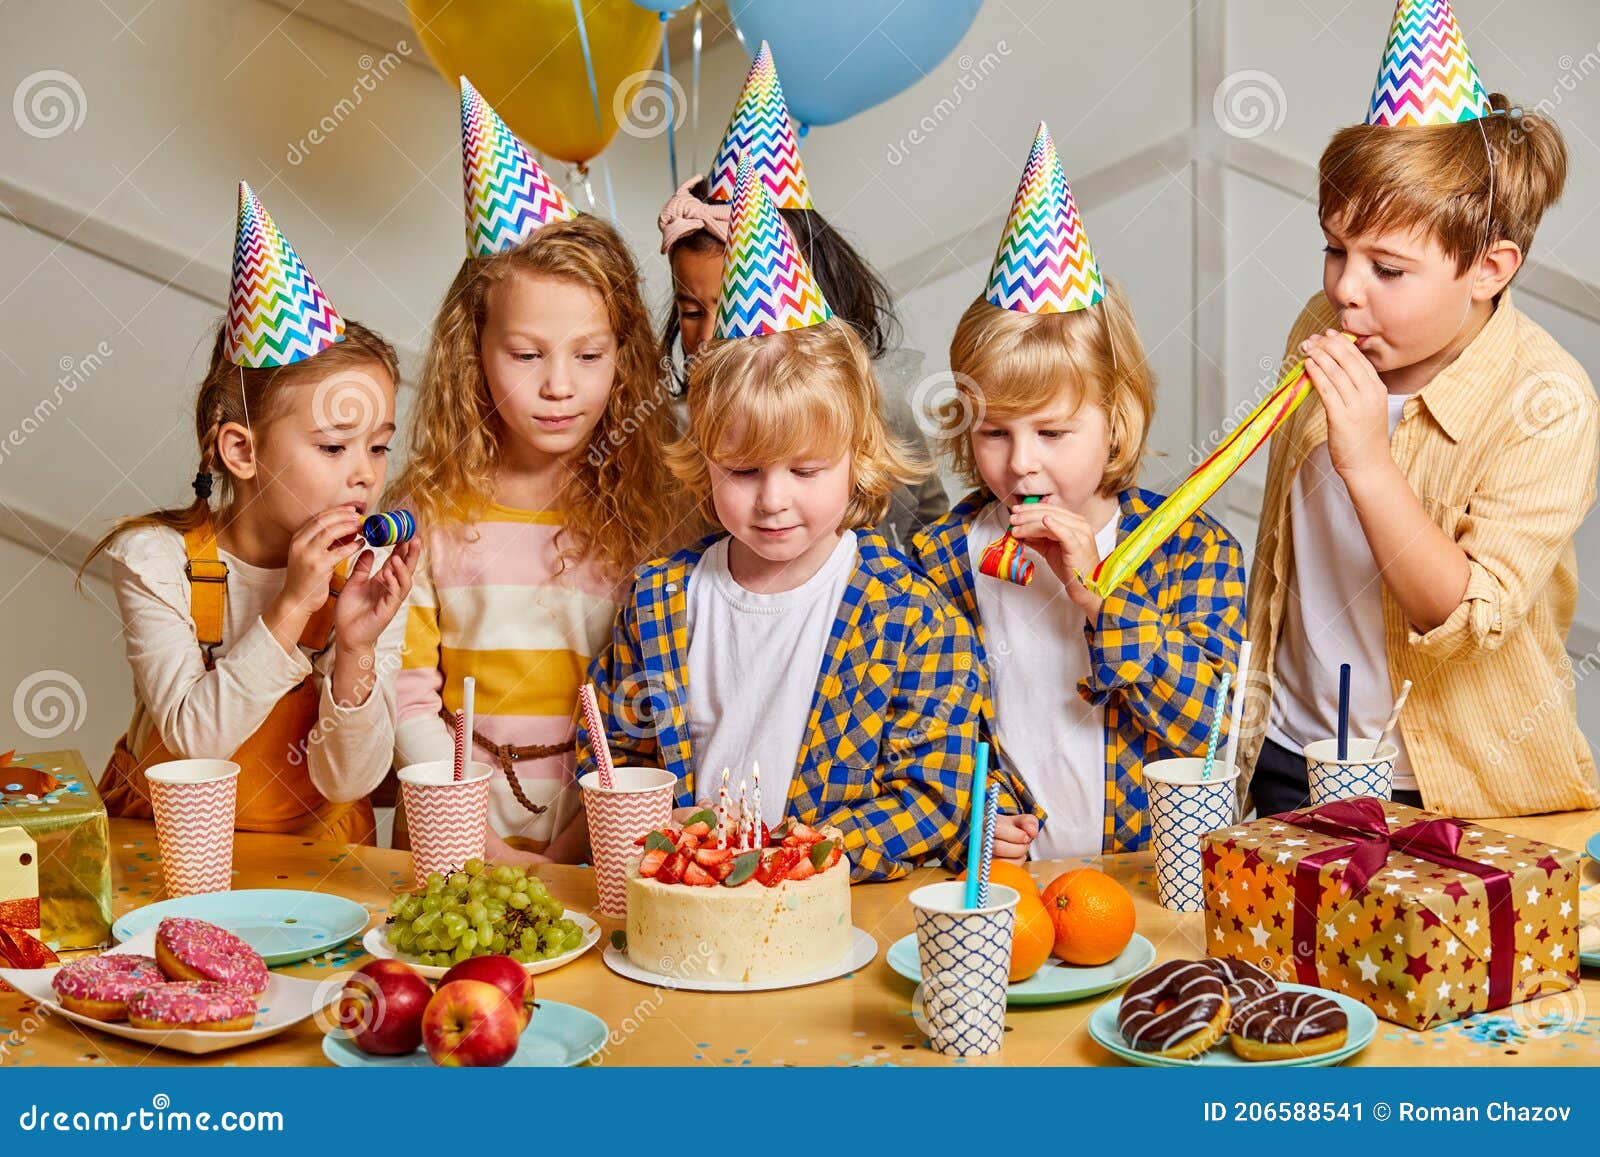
(910, 487, 1246, 853)
(579, 530, 983, 882)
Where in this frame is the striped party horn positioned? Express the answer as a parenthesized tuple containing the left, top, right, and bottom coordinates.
(979, 496, 1039, 586)
(1085, 339, 1351, 598)
(362, 509, 416, 547)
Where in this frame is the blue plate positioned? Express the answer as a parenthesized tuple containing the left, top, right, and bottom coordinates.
(321, 1000, 608, 1068)
(1087, 982, 1377, 1067)
(1587, 831, 1600, 866)
(887, 932, 1156, 1005)
(113, 889, 370, 966)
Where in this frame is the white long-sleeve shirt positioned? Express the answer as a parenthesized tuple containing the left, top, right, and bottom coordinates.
(105, 525, 398, 803)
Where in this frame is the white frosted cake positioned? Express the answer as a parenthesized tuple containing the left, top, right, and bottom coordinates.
(623, 816, 852, 984)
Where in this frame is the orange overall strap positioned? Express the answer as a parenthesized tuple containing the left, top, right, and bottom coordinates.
(181, 522, 228, 660)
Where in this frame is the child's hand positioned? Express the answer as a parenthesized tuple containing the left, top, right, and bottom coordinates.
(485, 826, 552, 867)
(334, 536, 420, 651)
(1006, 501, 1104, 619)
(281, 505, 364, 614)
(1301, 329, 1391, 478)
(992, 812, 1040, 864)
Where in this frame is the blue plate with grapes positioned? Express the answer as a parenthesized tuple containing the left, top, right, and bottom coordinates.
(113, 889, 370, 966)
(322, 1000, 609, 1068)
(364, 861, 601, 979)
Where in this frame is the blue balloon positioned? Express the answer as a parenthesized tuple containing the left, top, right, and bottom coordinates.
(729, 0, 983, 127)
(631, 0, 694, 13)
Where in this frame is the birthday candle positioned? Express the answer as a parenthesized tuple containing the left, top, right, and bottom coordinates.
(737, 780, 750, 851)
(719, 767, 730, 849)
(752, 762, 762, 846)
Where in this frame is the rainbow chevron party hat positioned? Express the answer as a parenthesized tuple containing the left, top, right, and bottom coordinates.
(985, 123, 1105, 314)
(225, 182, 344, 368)
(707, 41, 812, 209)
(713, 153, 831, 340)
(461, 76, 578, 257)
(1366, 0, 1489, 126)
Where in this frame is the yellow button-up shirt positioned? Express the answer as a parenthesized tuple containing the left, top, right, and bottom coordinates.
(1242, 292, 1600, 818)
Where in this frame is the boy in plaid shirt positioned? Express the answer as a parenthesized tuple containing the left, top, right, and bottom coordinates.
(911, 127, 1245, 859)
(580, 165, 981, 882)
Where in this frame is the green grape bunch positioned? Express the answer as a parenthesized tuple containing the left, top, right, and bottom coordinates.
(386, 858, 584, 967)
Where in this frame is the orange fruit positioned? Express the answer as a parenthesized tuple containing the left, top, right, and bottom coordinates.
(1041, 868, 1136, 966)
(959, 862, 1052, 982)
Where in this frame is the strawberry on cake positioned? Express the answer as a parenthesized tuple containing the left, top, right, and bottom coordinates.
(625, 812, 852, 984)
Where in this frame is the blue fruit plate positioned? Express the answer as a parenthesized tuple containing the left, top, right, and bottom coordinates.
(113, 889, 370, 966)
(321, 1001, 608, 1067)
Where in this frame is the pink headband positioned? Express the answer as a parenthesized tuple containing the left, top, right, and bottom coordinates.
(657, 176, 731, 253)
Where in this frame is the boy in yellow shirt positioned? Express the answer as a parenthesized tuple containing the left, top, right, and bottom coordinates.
(1243, 0, 1600, 818)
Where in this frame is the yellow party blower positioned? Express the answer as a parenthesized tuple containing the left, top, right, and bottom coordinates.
(1086, 336, 1352, 598)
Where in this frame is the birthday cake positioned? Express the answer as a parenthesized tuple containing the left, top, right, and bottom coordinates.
(624, 814, 852, 984)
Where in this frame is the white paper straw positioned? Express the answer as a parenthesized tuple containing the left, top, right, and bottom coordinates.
(1220, 640, 1252, 777)
(1371, 679, 1413, 758)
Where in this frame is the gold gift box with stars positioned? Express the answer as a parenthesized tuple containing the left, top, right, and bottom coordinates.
(1201, 799, 1581, 1031)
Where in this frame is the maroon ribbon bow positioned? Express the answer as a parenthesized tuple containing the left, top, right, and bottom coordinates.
(1276, 797, 1514, 1007)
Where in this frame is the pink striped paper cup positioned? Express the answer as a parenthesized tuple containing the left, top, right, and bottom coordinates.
(580, 767, 676, 918)
(398, 760, 493, 889)
(146, 759, 240, 898)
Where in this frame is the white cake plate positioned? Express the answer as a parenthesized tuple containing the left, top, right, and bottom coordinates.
(602, 927, 876, 992)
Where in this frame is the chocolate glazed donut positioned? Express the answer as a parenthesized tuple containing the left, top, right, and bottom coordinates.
(1116, 960, 1230, 1059)
(1227, 989, 1349, 1061)
(1202, 956, 1279, 1027)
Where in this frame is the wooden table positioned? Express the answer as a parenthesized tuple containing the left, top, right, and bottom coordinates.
(4, 814, 1597, 1067)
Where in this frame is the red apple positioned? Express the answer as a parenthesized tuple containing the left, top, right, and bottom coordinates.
(422, 980, 522, 1067)
(338, 959, 433, 1056)
(440, 955, 536, 1029)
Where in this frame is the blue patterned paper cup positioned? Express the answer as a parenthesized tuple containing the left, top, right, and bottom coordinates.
(908, 881, 1018, 1057)
(1303, 739, 1397, 806)
(1146, 758, 1240, 913)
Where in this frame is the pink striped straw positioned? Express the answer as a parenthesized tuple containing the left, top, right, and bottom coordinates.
(451, 708, 465, 781)
(579, 683, 615, 789)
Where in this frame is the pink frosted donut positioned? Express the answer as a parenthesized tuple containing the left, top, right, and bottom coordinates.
(155, 918, 268, 995)
(51, 954, 164, 1021)
(127, 981, 258, 1032)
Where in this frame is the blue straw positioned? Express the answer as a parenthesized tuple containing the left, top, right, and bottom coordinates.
(976, 793, 998, 908)
(1337, 663, 1352, 760)
(964, 742, 990, 909)
(1201, 672, 1231, 782)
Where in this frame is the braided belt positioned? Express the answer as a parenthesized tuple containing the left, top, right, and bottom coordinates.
(437, 706, 567, 817)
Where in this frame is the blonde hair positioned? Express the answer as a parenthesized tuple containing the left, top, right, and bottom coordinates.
(942, 283, 1155, 495)
(1318, 93, 1568, 275)
(665, 317, 925, 530)
(391, 216, 685, 581)
(81, 320, 399, 574)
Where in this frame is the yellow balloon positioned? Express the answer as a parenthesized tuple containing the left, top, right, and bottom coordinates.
(407, 0, 663, 165)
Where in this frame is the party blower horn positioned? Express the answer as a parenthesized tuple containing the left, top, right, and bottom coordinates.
(979, 496, 1040, 586)
(1086, 337, 1353, 598)
(361, 509, 416, 547)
